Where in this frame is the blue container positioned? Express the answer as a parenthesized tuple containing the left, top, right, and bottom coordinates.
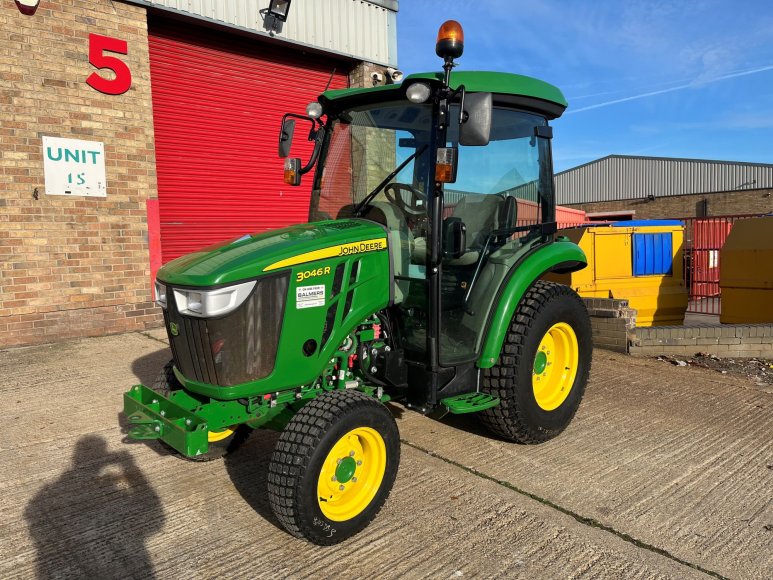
(633, 233, 673, 276)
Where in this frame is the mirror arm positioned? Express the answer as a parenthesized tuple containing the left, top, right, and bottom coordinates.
(454, 85, 466, 124)
(279, 112, 320, 148)
(299, 125, 325, 175)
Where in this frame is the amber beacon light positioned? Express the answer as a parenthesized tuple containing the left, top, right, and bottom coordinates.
(435, 20, 464, 59)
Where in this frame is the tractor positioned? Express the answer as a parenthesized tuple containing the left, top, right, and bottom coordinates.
(124, 20, 592, 545)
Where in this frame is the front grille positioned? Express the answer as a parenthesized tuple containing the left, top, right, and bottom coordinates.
(165, 273, 289, 387)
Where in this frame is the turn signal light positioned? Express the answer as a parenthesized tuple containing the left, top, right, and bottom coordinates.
(435, 147, 458, 183)
(284, 157, 301, 186)
(436, 20, 464, 59)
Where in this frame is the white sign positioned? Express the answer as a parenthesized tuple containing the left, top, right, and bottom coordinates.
(42, 136, 106, 197)
(296, 285, 326, 309)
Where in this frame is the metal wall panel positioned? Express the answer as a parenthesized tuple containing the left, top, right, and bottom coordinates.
(555, 155, 773, 205)
(128, 0, 397, 65)
(148, 19, 349, 262)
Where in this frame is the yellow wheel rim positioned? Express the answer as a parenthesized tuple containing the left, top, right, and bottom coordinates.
(317, 427, 387, 522)
(207, 427, 235, 443)
(532, 322, 579, 411)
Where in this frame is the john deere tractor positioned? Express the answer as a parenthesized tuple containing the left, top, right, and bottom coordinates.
(124, 20, 592, 544)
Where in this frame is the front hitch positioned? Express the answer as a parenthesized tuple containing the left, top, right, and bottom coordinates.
(124, 385, 210, 457)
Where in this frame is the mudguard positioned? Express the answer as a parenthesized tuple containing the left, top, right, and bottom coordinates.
(477, 240, 587, 368)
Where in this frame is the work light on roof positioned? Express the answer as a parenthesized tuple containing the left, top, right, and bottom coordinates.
(306, 101, 323, 119)
(406, 82, 431, 104)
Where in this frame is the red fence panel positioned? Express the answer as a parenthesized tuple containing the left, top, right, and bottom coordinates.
(679, 214, 761, 315)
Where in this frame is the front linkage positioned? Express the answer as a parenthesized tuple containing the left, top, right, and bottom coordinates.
(124, 315, 390, 459)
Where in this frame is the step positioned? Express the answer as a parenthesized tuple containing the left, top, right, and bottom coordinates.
(441, 392, 500, 414)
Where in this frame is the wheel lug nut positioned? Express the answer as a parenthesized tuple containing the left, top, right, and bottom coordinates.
(351, 477, 358, 483)
(349, 451, 355, 457)
(331, 476, 337, 481)
(337, 459, 342, 464)
(356, 460, 362, 466)
(339, 485, 345, 491)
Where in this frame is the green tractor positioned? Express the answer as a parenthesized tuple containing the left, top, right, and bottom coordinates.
(124, 20, 592, 544)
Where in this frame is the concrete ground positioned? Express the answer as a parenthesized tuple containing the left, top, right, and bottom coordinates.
(1, 331, 771, 579)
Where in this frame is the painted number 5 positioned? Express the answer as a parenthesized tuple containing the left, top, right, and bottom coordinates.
(86, 33, 132, 95)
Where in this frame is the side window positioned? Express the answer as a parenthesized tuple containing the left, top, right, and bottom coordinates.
(444, 109, 547, 250)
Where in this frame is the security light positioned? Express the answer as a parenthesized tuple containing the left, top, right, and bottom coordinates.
(267, 0, 291, 22)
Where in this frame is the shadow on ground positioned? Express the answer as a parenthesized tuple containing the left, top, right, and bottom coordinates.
(436, 409, 511, 441)
(131, 347, 173, 388)
(24, 435, 165, 579)
(224, 429, 285, 533)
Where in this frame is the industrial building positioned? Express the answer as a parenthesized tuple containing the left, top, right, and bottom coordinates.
(1, 0, 399, 347)
(556, 155, 773, 221)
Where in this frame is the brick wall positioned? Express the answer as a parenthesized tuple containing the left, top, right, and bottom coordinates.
(584, 298, 637, 353)
(0, 0, 159, 347)
(349, 61, 385, 89)
(630, 325, 773, 358)
(567, 188, 773, 219)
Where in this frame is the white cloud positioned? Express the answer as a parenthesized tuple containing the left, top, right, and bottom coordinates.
(566, 64, 773, 114)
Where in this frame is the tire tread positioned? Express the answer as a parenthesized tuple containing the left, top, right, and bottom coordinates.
(480, 280, 591, 443)
(267, 390, 398, 545)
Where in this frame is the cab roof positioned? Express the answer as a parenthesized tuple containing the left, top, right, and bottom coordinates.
(321, 71, 568, 119)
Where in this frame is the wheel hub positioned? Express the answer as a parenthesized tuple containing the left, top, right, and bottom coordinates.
(335, 456, 357, 483)
(317, 427, 387, 521)
(533, 350, 548, 374)
(532, 322, 579, 411)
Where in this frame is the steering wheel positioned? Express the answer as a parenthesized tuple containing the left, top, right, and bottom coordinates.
(384, 183, 427, 216)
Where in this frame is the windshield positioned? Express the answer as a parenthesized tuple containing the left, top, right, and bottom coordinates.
(310, 101, 433, 222)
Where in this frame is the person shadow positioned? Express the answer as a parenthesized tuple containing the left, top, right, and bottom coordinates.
(24, 435, 164, 579)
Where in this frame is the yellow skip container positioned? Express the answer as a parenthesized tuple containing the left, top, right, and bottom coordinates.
(720, 216, 773, 324)
(546, 221, 688, 326)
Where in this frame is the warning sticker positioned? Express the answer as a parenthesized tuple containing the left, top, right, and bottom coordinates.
(296, 284, 326, 309)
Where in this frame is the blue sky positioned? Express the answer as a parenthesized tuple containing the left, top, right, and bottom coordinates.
(396, 1, 773, 172)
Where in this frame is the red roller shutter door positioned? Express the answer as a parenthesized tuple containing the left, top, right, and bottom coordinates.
(148, 19, 349, 263)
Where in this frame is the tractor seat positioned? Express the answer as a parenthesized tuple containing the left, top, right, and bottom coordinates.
(412, 194, 513, 266)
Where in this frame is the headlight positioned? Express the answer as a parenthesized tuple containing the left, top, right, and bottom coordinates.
(173, 280, 256, 318)
(155, 280, 167, 309)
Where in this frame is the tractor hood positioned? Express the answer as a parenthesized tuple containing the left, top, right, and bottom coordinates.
(157, 220, 387, 287)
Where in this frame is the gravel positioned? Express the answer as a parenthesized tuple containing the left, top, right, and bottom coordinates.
(657, 352, 773, 385)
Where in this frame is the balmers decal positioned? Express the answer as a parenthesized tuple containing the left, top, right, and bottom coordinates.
(263, 238, 387, 272)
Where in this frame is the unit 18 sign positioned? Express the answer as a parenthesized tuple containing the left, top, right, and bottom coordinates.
(42, 136, 107, 197)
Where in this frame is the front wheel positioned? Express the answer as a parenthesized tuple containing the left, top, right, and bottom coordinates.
(480, 280, 592, 443)
(267, 390, 400, 545)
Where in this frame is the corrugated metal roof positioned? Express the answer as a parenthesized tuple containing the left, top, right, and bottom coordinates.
(123, 0, 398, 66)
(556, 155, 773, 205)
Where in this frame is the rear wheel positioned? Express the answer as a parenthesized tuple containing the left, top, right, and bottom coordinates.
(480, 280, 592, 443)
(151, 360, 251, 461)
(267, 390, 400, 545)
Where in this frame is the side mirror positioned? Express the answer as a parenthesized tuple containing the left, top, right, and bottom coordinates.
(278, 118, 296, 158)
(459, 92, 492, 146)
(284, 158, 301, 186)
(443, 217, 466, 259)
